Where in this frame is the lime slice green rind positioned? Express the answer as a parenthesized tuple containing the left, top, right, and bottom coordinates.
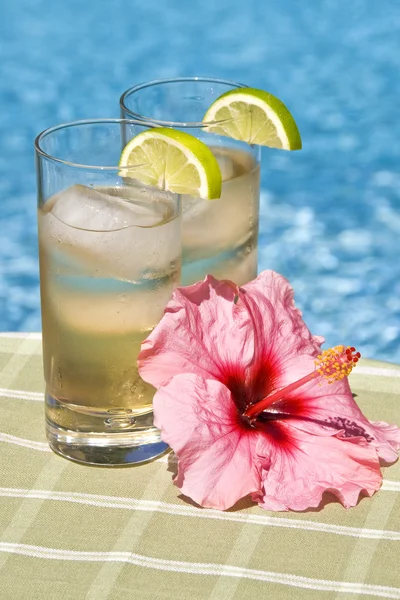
(203, 87, 302, 151)
(119, 127, 222, 200)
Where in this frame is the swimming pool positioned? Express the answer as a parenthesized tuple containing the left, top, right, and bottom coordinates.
(1, 0, 399, 362)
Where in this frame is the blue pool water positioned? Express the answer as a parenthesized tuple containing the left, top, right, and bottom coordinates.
(0, 0, 399, 362)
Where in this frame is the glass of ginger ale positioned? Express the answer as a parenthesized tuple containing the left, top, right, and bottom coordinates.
(120, 78, 261, 286)
(35, 119, 181, 465)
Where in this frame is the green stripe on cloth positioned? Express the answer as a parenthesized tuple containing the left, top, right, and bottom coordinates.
(0, 333, 399, 599)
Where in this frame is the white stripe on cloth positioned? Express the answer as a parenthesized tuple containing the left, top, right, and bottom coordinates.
(381, 480, 400, 492)
(85, 459, 173, 600)
(1, 433, 400, 492)
(0, 433, 51, 451)
(333, 482, 399, 600)
(208, 509, 265, 600)
(354, 367, 400, 378)
(0, 543, 399, 598)
(0, 488, 399, 541)
(0, 338, 42, 388)
(0, 332, 42, 340)
(0, 388, 43, 401)
(0, 458, 68, 571)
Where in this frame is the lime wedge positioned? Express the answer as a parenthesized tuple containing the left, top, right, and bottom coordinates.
(203, 88, 302, 150)
(119, 127, 222, 199)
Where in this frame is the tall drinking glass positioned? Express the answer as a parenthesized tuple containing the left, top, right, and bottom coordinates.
(35, 119, 181, 465)
(120, 78, 261, 286)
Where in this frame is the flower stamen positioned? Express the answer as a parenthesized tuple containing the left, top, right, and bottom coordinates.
(245, 346, 361, 419)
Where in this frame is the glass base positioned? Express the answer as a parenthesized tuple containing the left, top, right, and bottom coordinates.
(46, 421, 169, 466)
(45, 392, 168, 466)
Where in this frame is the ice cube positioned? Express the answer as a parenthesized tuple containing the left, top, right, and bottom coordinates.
(39, 184, 180, 282)
(47, 184, 169, 230)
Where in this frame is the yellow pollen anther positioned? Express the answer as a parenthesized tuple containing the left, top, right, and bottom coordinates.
(314, 346, 361, 383)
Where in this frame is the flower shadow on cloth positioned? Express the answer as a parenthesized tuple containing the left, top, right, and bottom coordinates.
(139, 271, 400, 512)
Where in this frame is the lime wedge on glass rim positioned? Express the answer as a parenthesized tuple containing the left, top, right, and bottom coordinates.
(202, 88, 302, 150)
(119, 127, 222, 200)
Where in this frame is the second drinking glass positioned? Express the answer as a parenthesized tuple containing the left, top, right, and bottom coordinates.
(120, 77, 261, 286)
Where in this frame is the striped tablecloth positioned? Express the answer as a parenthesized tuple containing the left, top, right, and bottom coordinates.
(0, 332, 399, 600)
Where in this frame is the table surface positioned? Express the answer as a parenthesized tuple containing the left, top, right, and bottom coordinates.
(0, 332, 399, 600)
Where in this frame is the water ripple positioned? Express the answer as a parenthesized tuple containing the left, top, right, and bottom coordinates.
(0, 0, 399, 361)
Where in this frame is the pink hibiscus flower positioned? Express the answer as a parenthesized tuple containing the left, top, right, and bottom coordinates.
(138, 271, 400, 512)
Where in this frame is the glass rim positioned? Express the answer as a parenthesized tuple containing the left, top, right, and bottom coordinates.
(34, 118, 152, 171)
(120, 76, 247, 128)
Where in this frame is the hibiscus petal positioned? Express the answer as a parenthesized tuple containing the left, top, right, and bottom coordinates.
(271, 373, 400, 464)
(138, 276, 254, 389)
(153, 373, 262, 510)
(359, 420, 400, 464)
(277, 354, 318, 387)
(237, 272, 324, 401)
(255, 425, 383, 511)
(243, 270, 324, 358)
